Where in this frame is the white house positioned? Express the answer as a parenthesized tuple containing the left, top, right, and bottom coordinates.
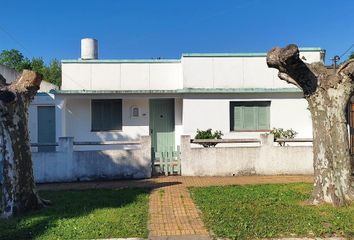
(54, 38, 324, 157)
(0, 40, 330, 182)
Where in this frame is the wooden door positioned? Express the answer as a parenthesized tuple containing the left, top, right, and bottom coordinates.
(149, 99, 175, 156)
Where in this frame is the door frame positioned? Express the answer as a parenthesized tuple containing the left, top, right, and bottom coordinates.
(149, 98, 175, 155)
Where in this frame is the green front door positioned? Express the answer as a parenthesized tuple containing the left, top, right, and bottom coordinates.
(149, 99, 175, 156)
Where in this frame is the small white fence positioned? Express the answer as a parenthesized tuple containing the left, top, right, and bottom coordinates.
(181, 134, 314, 176)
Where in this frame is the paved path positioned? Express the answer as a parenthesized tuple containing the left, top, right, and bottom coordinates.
(148, 183, 209, 239)
(38, 175, 313, 240)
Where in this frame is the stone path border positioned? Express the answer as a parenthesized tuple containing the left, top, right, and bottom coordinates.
(38, 175, 313, 240)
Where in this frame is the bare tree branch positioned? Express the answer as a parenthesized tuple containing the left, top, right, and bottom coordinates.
(278, 72, 302, 89)
(7, 70, 42, 101)
(338, 59, 354, 80)
(267, 44, 318, 96)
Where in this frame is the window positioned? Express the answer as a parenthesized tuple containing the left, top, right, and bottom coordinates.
(230, 101, 270, 131)
(91, 99, 122, 131)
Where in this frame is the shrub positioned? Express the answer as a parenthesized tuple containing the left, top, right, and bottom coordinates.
(194, 129, 223, 147)
(270, 128, 297, 146)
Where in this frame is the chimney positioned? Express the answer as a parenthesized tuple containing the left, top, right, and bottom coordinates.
(81, 38, 98, 60)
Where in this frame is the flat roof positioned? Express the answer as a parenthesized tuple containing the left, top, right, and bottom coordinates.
(182, 48, 324, 57)
(61, 47, 324, 63)
(61, 59, 181, 64)
(53, 88, 302, 95)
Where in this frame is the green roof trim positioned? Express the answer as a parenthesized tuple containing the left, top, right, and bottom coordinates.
(182, 48, 324, 58)
(61, 59, 181, 64)
(182, 53, 267, 57)
(53, 88, 302, 95)
(61, 48, 323, 63)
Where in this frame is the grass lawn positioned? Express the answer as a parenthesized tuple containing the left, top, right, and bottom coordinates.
(190, 183, 354, 240)
(0, 188, 149, 240)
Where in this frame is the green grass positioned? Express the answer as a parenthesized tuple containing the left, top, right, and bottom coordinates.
(0, 188, 149, 240)
(190, 183, 354, 240)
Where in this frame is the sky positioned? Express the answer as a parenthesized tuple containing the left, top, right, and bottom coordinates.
(0, 0, 353, 65)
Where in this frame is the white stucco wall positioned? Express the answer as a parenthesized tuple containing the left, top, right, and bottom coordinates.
(61, 62, 182, 91)
(61, 50, 322, 92)
(182, 50, 323, 89)
(182, 94, 312, 139)
(33, 136, 152, 183)
(65, 97, 149, 142)
(181, 134, 314, 176)
(57, 93, 312, 150)
(60, 96, 183, 149)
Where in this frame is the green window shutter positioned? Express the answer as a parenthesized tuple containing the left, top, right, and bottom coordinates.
(110, 100, 122, 130)
(243, 106, 257, 130)
(92, 100, 101, 131)
(92, 99, 122, 131)
(233, 106, 243, 130)
(230, 101, 271, 131)
(257, 106, 270, 130)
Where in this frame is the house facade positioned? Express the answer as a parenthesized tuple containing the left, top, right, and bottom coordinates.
(55, 39, 324, 157)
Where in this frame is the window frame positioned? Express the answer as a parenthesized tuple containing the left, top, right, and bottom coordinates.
(229, 101, 271, 132)
(91, 99, 123, 132)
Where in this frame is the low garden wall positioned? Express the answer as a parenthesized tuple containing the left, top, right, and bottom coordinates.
(32, 136, 151, 183)
(0, 134, 314, 184)
(180, 134, 314, 176)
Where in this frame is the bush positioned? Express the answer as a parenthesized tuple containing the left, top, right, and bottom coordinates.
(194, 129, 223, 147)
(270, 128, 297, 146)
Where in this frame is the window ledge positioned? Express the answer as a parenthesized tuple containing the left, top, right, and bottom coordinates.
(230, 130, 271, 132)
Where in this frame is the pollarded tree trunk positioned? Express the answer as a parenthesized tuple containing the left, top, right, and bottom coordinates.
(0, 70, 48, 218)
(267, 44, 354, 206)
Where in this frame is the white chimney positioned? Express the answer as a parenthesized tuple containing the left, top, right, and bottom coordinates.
(81, 38, 98, 60)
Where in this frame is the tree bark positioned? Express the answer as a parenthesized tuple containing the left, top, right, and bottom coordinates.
(267, 44, 354, 206)
(0, 70, 48, 218)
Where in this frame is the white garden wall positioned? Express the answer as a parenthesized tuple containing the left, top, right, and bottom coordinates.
(180, 134, 313, 176)
(32, 136, 151, 183)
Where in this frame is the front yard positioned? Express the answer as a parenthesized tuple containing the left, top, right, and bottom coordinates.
(0, 188, 149, 240)
(190, 183, 354, 239)
(1, 180, 353, 240)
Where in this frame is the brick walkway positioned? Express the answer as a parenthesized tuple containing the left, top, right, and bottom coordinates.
(148, 183, 209, 239)
(38, 175, 313, 240)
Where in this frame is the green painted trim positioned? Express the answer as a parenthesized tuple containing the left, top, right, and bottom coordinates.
(182, 53, 267, 57)
(180, 88, 301, 93)
(53, 88, 302, 95)
(182, 48, 323, 58)
(61, 59, 181, 64)
(299, 47, 324, 52)
(61, 48, 323, 63)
